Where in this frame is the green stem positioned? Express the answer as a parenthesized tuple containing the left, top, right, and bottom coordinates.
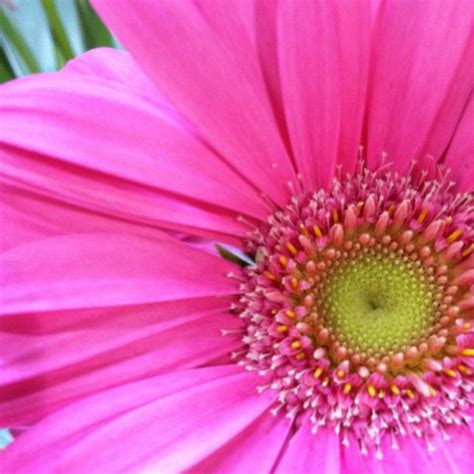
(41, 0, 75, 65)
(0, 45, 15, 83)
(0, 10, 41, 74)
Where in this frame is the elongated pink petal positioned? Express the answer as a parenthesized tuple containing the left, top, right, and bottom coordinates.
(0, 179, 182, 252)
(189, 410, 292, 473)
(277, 1, 340, 189)
(332, 1, 371, 174)
(1, 299, 242, 425)
(61, 47, 166, 100)
(1, 234, 241, 424)
(92, 0, 296, 206)
(277, 1, 370, 188)
(341, 425, 474, 474)
(366, 0, 473, 172)
(419, 41, 474, 167)
(0, 51, 272, 247)
(274, 425, 340, 473)
(444, 94, 474, 194)
(1, 367, 274, 473)
(1, 233, 237, 315)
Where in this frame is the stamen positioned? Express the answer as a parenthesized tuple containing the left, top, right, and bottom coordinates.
(233, 163, 473, 457)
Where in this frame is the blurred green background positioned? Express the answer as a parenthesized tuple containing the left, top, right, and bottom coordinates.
(0, 0, 119, 83)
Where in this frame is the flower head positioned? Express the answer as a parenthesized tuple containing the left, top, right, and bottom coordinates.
(0, 0, 473, 472)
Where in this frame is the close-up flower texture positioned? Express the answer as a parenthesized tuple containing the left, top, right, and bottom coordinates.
(1, 0, 473, 472)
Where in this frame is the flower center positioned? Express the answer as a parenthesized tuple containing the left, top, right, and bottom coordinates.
(230, 163, 474, 457)
(319, 249, 437, 361)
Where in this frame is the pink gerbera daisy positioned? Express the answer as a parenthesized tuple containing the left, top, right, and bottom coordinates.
(1, 0, 473, 472)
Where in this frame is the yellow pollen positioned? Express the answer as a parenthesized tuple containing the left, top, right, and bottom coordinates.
(367, 385, 377, 397)
(458, 364, 472, 375)
(462, 244, 474, 258)
(417, 208, 429, 223)
(279, 255, 288, 267)
(463, 322, 471, 331)
(445, 216, 453, 225)
(406, 389, 415, 399)
(429, 387, 437, 397)
(286, 310, 296, 319)
(460, 348, 474, 356)
(314, 367, 323, 378)
(264, 271, 276, 281)
(286, 242, 298, 256)
(447, 228, 463, 243)
(390, 385, 400, 395)
(343, 383, 352, 394)
(299, 223, 309, 237)
(277, 325, 288, 332)
(444, 368, 457, 378)
(332, 209, 339, 223)
(295, 352, 306, 360)
(378, 390, 385, 399)
(291, 340, 302, 349)
(322, 377, 330, 386)
(337, 370, 345, 378)
(291, 278, 299, 290)
(313, 225, 323, 238)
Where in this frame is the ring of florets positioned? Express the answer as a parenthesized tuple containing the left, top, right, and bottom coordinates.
(228, 163, 474, 457)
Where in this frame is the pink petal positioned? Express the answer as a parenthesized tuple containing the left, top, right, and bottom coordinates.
(274, 426, 341, 473)
(277, 1, 370, 188)
(1, 299, 243, 425)
(1, 233, 237, 315)
(0, 178, 179, 252)
(61, 47, 167, 100)
(419, 40, 474, 167)
(0, 51, 271, 248)
(341, 426, 474, 474)
(366, 0, 473, 172)
(1, 367, 275, 473)
(92, 0, 296, 206)
(332, 1, 371, 173)
(189, 410, 292, 473)
(1, 234, 241, 424)
(444, 94, 474, 194)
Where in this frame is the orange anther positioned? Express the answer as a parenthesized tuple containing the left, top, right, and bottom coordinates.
(286, 242, 298, 256)
(447, 229, 463, 243)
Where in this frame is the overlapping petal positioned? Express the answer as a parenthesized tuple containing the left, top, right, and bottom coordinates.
(190, 410, 292, 473)
(0, 234, 241, 424)
(0, 367, 275, 473)
(0, 49, 273, 249)
(341, 426, 474, 474)
(277, 0, 370, 188)
(274, 425, 341, 473)
(365, 0, 473, 172)
(444, 94, 474, 194)
(92, 0, 297, 207)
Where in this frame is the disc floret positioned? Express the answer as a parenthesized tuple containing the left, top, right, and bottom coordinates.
(234, 164, 474, 456)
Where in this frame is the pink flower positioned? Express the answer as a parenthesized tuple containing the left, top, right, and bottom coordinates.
(1, 0, 473, 472)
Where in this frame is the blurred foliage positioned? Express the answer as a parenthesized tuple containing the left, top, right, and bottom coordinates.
(0, 0, 118, 83)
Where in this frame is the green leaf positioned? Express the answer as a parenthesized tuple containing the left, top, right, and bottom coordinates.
(0, 9, 40, 74)
(77, 0, 114, 49)
(216, 244, 253, 267)
(0, 45, 15, 83)
(41, 0, 75, 65)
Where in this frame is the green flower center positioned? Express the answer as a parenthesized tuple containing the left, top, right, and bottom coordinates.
(319, 250, 438, 357)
